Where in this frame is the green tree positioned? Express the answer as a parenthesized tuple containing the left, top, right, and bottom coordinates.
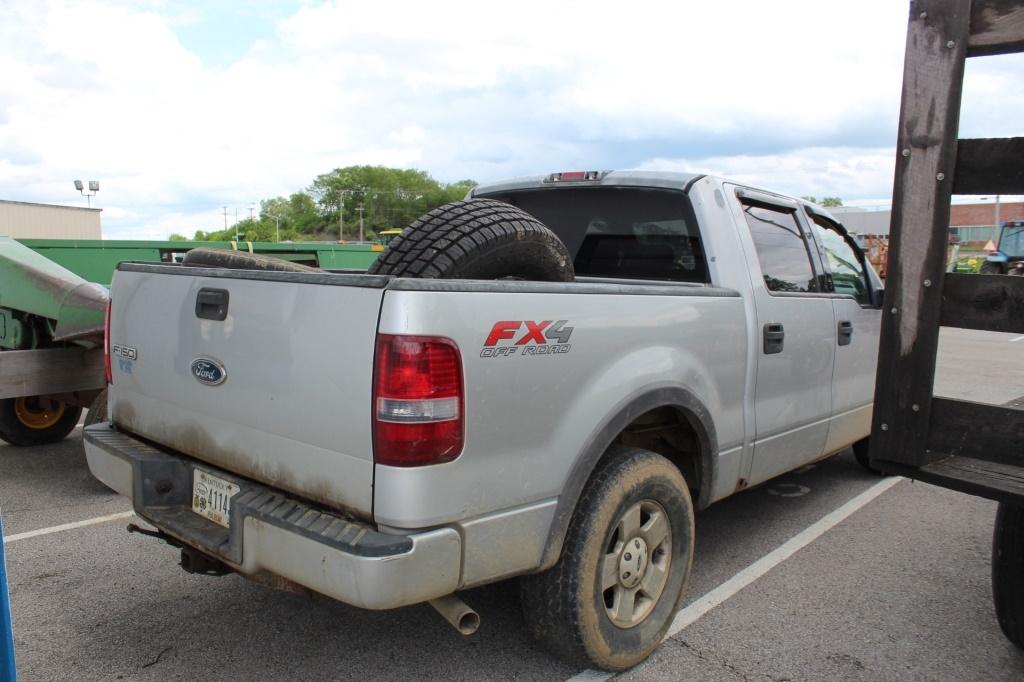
(821, 197, 843, 207)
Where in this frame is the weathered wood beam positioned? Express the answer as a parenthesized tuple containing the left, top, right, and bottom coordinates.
(953, 137, 1024, 195)
(940, 273, 1024, 333)
(925, 397, 1024, 465)
(870, 0, 971, 468)
(968, 0, 1024, 57)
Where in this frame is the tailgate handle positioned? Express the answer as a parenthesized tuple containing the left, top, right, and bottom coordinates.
(195, 288, 229, 321)
(763, 322, 785, 355)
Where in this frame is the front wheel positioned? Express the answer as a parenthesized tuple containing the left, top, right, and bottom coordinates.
(520, 447, 694, 670)
(0, 396, 83, 446)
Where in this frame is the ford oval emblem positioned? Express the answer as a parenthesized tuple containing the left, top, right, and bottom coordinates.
(191, 358, 226, 386)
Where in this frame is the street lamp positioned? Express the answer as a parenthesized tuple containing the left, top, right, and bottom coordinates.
(73, 180, 99, 207)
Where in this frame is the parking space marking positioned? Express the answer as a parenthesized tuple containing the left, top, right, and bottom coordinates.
(1011, 335, 1024, 342)
(565, 476, 903, 682)
(3, 510, 135, 544)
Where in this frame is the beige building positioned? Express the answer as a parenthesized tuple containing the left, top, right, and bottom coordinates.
(0, 199, 102, 239)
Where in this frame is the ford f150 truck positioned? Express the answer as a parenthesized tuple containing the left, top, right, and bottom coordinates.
(84, 171, 882, 670)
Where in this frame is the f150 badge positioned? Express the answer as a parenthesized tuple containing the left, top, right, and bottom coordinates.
(191, 358, 227, 386)
(481, 320, 573, 358)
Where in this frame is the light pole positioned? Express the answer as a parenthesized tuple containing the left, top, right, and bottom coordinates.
(73, 180, 99, 207)
(356, 205, 365, 242)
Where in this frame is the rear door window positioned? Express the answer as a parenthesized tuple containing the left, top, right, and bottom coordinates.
(482, 187, 708, 283)
(740, 202, 820, 293)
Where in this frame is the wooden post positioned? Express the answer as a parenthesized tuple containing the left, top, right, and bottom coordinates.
(870, 0, 972, 468)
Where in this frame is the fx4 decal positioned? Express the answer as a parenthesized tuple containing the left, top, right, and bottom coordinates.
(481, 320, 574, 357)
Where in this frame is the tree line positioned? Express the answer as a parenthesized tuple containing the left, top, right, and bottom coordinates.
(170, 166, 476, 243)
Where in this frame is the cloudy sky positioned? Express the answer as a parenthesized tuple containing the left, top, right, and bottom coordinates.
(1, 0, 1021, 239)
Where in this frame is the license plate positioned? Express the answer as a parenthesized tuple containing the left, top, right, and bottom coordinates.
(192, 469, 239, 528)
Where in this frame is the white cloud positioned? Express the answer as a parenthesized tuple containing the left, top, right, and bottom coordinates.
(639, 146, 897, 203)
(0, 0, 1021, 239)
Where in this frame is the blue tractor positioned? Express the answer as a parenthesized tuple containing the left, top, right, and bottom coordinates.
(981, 219, 1024, 275)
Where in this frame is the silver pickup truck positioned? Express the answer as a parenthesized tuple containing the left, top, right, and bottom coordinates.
(84, 171, 882, 670)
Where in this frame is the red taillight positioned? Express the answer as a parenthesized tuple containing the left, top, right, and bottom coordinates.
(103, 299, 112, 384)
(373, 334, 464, 467)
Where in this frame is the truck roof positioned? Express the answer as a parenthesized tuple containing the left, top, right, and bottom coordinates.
(471, 170, 704, 195)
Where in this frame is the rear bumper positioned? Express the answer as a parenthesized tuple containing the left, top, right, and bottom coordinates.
(83, 423, 462, 610)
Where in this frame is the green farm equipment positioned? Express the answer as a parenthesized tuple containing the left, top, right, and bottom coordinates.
(0, 237, 107, 445)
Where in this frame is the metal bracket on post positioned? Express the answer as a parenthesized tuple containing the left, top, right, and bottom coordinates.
(0, 510, 18, 681)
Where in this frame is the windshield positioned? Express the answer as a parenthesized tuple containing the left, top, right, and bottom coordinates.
(479, 186, 708, 283)
(1000, 225, 1024, 257)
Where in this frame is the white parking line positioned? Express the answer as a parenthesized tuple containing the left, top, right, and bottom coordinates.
(565, 476, 903, 682)
(3, 510, 135, 544)
(1011, 335, 1024, 342)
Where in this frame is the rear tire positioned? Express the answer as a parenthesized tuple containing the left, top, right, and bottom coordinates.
(84, 388, 108, 428)
(993, 501, 1024, 649)
(0, 396, 82, 446)
(519, 447, 694, 670)
(368, 199, 574, 281)
(182, 248, 319, 273)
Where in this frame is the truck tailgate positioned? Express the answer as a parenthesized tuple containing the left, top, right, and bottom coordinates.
(107, 265, 385, 517)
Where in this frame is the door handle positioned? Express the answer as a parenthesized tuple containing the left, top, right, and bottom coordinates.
(838, 320, 853, 346)
(763, 323, 785, 354)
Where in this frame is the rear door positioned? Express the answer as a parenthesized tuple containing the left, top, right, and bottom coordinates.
(108, 265, 385, 517)
(805, 209, 881, 453)
(729, 188, 836, 485)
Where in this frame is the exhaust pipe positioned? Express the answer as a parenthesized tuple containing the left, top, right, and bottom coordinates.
(429, 594, 480, 635)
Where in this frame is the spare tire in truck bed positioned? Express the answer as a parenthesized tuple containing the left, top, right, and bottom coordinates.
(368, 199, 574, 281)
(182, 248, 320, 273)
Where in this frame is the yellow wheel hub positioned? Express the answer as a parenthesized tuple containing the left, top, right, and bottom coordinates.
(13, 396, 66, 430)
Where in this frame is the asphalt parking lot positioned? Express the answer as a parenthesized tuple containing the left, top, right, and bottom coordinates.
(3, 327, 1024, 681)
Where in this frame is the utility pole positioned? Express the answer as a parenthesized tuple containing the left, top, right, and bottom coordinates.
(223, 206, 228, 231)
(357, 205, 365, 242)
(234, 208, 239, 242)
(338, 193, 345, 242)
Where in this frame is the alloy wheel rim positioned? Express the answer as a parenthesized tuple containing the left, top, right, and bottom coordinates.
(601, 499, 672, 628)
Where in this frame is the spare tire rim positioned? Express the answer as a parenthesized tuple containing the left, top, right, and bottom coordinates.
(14, 396, 66, 430)
(602, 499, 672, 628)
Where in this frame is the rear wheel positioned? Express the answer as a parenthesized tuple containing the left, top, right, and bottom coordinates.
(84, 388, 109, 428)
(0, 396, 83, 446)
(368, 199, 574, 281)
(519, 447, 694, 670)
(993, 501, 1024, 648)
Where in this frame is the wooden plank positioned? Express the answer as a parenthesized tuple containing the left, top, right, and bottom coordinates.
(968, 0, 1024, 56)
(940, 272, 1024, 333)
(883, 456, 1024, 503)
(0, 348, 104, 399)
(925, 397, 1024, 465)
(953, 137, 1024, 194)
(869, 0, 971, 469)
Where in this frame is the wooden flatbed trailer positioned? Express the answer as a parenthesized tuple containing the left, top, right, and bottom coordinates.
(869, 0, 1024, 648)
